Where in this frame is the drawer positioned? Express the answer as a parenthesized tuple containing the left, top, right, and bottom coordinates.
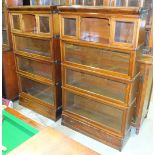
(62, 65, 138, 105)
(18, 75, 56, 105)
(62, 88, 131, 133)
(19, 95, 61, 121)
(62, 114, 126, 151)
(13, 35, 51, 57)
(62, 42, 138, 78)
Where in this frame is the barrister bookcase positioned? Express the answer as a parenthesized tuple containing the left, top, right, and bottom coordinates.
(8, 6, 62, 120)
(2, 0, 18, 100)
(59, 6, 149, 150)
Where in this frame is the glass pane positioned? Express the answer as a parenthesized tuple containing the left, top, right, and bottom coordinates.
(80, 18, 110, 44)
(2, 30, 8, 44)
(23, 14, 37, 33)
(65, 91, 123, 131)
(39, 16, 50, 33)
(12, 15, 20, 30)
(96, 0, 104, 6)
(115, 21, 134, 43)
(66, 69, 126, 102)
(64, 43, 130, 74)
(17, 56, 52, 80)
(115, 0, 126, 6)
(21, 77, 54, 104)
(84, 0, 94, 5)
(128, 0, 139, 6)
(64, 18, 76, 36)
(15, 36, 51, 57)
(75, 0, 83, 5)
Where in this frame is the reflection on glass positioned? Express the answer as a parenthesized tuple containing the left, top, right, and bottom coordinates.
(64, 18, 76, 36)
(66, 69, 126, 102)
(64, 44, 130, 74)
(15, 36, 51, 57)
(66, 91, 123, 131)
(80, 18, 110, 44)
(39, 16, 50, 33)
(17, 56, 52, 80)
(21, 77, 54, 104)
(115, 21, 134, 43)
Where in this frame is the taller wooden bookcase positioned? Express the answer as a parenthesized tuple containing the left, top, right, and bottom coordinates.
(8, 6, 61, 120)
(59, 6, 149, 150)
(2, 0, 19, 100)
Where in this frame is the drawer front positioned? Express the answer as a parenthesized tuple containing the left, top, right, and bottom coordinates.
(14, 35, 51, 57)
(63, 66, 127, 103)
(63, 42, 131, 76)
(16, 56, 53, 80)
(19, 76, 55, 105)
(62, 114, 123, 150)
(63, 89, 124, 133)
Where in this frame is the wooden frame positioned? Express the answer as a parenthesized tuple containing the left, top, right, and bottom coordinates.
(4, 107, 44, 130)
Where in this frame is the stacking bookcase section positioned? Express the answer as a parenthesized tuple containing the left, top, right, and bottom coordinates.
(59, 6, 147, 50)
(61, 41, 142, 79)
(62, 64, 138, 106)
(9, 6, 61, 121)
(59, 6, 148, 150)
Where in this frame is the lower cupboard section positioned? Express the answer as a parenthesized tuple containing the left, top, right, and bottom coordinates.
(19, 95, 61, 121)
(62, 113, 131, 151)
(62, 88, 134, 150)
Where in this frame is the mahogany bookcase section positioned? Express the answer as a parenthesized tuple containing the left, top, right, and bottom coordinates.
(9, 6, 61, 121)
(59, 6, 150, 150)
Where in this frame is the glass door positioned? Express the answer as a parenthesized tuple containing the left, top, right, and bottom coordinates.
(61, 15, 78, 39)
(11, 14, 21, 31)
(111, 18, 137, 48)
